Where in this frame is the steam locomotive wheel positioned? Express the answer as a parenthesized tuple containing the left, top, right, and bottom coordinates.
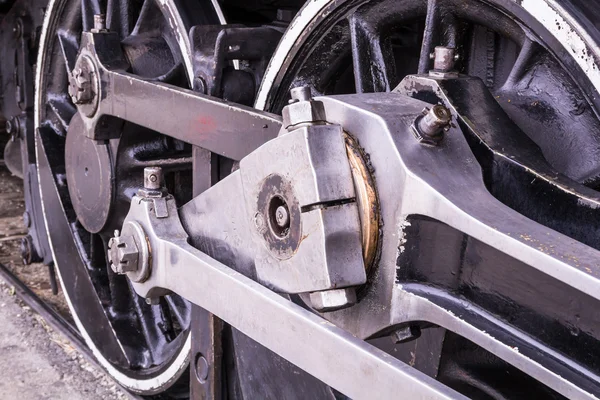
(34, 0, 220, 394)
(258, 0, 600, 186)
(257, 0, 600, 396)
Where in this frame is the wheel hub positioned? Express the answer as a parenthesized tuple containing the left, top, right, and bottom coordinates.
(65, 115, 113, 233)
(68, 55, 99, 116)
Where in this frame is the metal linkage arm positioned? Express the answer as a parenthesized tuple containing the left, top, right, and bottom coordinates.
(73, 30, 282, 160)
(314, 92, 600, 399)
(122, 192, 463, 400)
(318, 93, 600, 303)
(112, 87, 600, 398)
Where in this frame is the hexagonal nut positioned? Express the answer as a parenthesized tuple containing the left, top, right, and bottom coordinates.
(282, 99, 326, 129)
(309, 288, 357, 312)
(108, 235, 139, 274)
(391, 325, 421, 344)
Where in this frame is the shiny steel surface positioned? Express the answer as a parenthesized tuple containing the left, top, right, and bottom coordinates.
(122, 191, 465, 400)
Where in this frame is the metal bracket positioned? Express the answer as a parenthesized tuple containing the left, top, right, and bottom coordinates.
(190, 25, 282, 105)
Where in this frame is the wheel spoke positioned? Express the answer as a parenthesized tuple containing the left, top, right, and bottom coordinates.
(417, 0, 462, 74)
(37, 127, 131, 368)
(129, 293, 165, 365)
(349, 13, 396, 93)
(165, 294, 191, 328)
(500, 37, 539, 90)
(106, 0, 132, 38)
(418, 0, 441, 74)
(47, 95, 76, 132)
(130, 0, 162, 36)
(57, 29, 79, 75)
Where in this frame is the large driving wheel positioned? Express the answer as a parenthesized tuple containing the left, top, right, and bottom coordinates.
(34, 0, 221, 393)
(256, 0, 600, 397)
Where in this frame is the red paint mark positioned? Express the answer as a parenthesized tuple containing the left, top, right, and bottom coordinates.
(191, 115, 217, 135)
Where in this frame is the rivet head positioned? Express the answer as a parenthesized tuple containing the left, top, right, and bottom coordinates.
(195, 354, 209, 383)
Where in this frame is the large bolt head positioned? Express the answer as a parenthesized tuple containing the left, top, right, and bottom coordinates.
(412, 105, 452, 145)
(282, 87, 327, 130)
(108, 234, 139, 274)
(70, 67, 94, 104)
(68, 57, 97, 110)
(108, 221, 151, 282)
(309, 288, 357, 312)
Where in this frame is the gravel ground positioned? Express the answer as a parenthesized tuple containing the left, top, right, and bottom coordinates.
(0, 164, 131, 399)
(0, 281, 129, 400)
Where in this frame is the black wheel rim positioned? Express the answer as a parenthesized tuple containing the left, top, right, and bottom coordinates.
(35, 0, 219, 392)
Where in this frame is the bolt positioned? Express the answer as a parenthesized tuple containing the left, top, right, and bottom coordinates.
(5, 119, 14, 135)
(391, 325, 421, 344)
(309, 288, 357, 312)
(92, 14, 106, 32)
(195, 354, 209, 383)
(194, 76, 206, 93)
(20, 235, 41, 265)
(68, 61, 95, 105)
(290, 86, 312, 102)
(107, 233, 140, 274)
(431, 46, 457, 73)
(13, 20, 22, 38)
(413, 105, 452, 145)
(20, 236, 32, 265)
(274, 205, 289, 228)
(6, 117, 22, 141)
(254, 212, 266, 233)
(282, 86, 326, 130)
(144, 167, 163, 190)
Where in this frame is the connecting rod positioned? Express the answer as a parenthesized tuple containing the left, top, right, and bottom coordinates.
(69, 22, 600, 399)
(70, 29, 282, 160)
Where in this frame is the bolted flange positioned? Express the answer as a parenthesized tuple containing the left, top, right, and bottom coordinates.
(107, 221, 150, 282)
(108, 230, 139, 274)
